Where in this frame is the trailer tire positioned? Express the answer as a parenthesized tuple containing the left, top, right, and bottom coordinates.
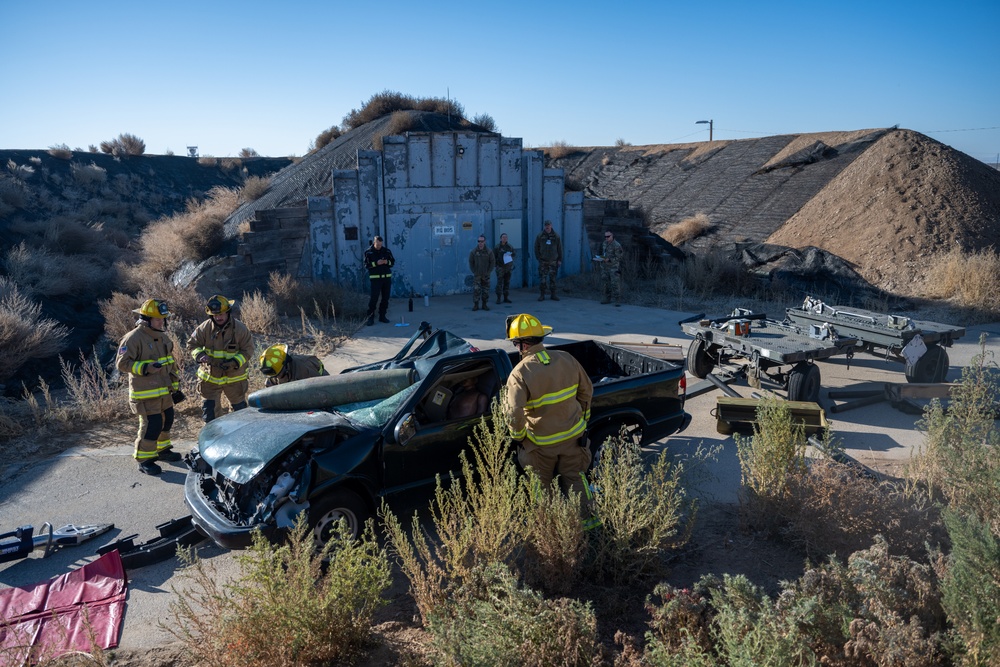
(787, 363, 821, 403)
(905, 345, 949, 384)
(309, 489, 369, 550)
(686, 339, 715, 379)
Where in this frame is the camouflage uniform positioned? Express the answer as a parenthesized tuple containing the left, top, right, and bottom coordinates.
(493, 239, 516, 303)
(469, 242, 496, 310)
(534, 226, 562, 300)
(600, 238, 624, 304)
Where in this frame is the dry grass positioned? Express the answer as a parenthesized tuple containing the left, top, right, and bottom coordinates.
(99, 284, 206, 341)
(238, 147, 259, 158)
(0, 278, 69, 382)
(240, 289, 279, 333)
(342, 90, 464, 130)
(311, 125, 342, 152)
(241, 175, 270, 201)
(47, 144, 73, 160)
(661, 213, 712, 245)
(70, 161, 108, 189)
(4, 241, 107, 298)
(545, 141, 574, 159)
(99, 133, 145, 157)
(924, 247, 1000, 317)
(198, 156, 217, 166)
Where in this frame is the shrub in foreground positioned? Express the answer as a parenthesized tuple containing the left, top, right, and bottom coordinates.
(941, 509, 1000, 665)
(168, 515, 390, 667)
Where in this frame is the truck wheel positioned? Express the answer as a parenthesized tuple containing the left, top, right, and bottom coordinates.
(588, 422, 643, 469)
(905, 345, 949, 383)
(787, 363, 821, 403)
(686, 339, 715, 379)
(309, 489, 370, 550)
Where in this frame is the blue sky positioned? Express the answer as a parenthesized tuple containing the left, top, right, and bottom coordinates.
(2, 1, 997, 163)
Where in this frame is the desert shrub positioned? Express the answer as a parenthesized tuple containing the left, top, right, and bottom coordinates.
(168, 514, 390, 667)
(426, 562, 598, 667)
(615, 138, 632, 147)
(521, 474, 587, 596)
(238, 147, 259, 158)
(736, 394, 809, 532)
(0, 176, 30, 210)
(912, 336, 1000, 534)
(472, 112, 497, 132)
(267, 271, 299, 314)
(6, 159, 34, 180)
(586, 432, 698, 584)
(546, 141, 574, 159)
(271, 273, 368, 322)
(241, 175, 269, 201)
(382, 394, 526, 622)
(59, 348, 128, 423)
(239, 290, 278, 334)
(99, 133, 145, 157)
(220, 158, 241, 171)
(780, 459, 946, 561)
(642, 582, 715, 665)
(4, 242, 109, 298)
(0, 277, 70, 381)
(100, 283, 206, 343)
(386, 110, 417, 136)
(312, 125, 342, 151)
(342, 90, 465, 130)
(661, 213, 712, 246)
(678, 249, 756, 298)
(137, 186, 238, 275)
(41, 217, 110, 256)
(47, 143, 73, 159)
(925, 247, 1000, 316)
(69, 161, 108, 189)
(197, 156, 217, 166)
(0, 397, 27, 440)
(940, 509, 1000, 665)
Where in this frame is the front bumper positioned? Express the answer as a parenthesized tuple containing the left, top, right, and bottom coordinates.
(184, 472, 274, 550)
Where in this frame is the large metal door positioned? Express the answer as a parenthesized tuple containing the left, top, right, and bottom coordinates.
(406, 210, 485, 296)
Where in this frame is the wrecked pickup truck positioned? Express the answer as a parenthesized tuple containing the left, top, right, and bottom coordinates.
(184, 322, 690, 550)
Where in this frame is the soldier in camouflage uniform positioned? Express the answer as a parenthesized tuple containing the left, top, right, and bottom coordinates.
(493, 232, 516, 304)
(599, 230, 624, 305)
(469, 234, 496, 311)
(533, 220, 562, 301)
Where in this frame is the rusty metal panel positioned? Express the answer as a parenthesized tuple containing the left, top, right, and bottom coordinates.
(308, 196, 335, 281)
(382, 136, 407, 189)
(523, 151, 545, 287)
(456, 132, 479, 186)
(500, 138, 522, 186)
(563, 191, 585, 275)
(479, 136, 499, 187)
(329, 171, 367, 289)
(431, 133, 455, 187)
(407, 134, 432, 187)
(358, 150, 383, 237)
(387, 204, 485, 297)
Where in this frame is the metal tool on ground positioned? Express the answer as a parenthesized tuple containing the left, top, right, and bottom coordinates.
(1, 522, 114, 563)
(97, 515, 203, 570)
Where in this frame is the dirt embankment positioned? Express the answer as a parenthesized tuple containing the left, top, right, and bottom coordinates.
(767, 130, 1000, 294)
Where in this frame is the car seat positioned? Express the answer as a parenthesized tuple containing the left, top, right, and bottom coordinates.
(422, 386, 453, 422)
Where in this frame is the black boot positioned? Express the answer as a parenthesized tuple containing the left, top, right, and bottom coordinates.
(503, 294, 512, 303)
(231, 401, 248, 411)
(366, 314, 374, 326)
(482, 299, 490, 311)
(379, 313, 390, 323)
(496, 295, 502, 304)
(202, 400, 216, 423)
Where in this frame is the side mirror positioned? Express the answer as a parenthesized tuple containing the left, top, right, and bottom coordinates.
(394, 412, 417, 446)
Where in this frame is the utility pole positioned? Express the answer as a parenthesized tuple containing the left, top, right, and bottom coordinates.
(696, 119, 713, 141)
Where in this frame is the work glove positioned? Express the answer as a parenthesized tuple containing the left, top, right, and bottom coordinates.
(171, 389, 186, 404)
(220, 359, 237, 371)
(141, 361, 163, 376)
(196, 353, 210, 364)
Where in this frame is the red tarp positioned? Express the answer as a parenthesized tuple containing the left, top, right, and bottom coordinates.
(0, 550, 127, 663)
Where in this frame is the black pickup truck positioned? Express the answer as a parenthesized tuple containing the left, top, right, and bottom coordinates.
(184, 323, 690, 550)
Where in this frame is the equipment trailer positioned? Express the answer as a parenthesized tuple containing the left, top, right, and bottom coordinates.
(785, 297, 965, 383)
(680, 309, 859, 402)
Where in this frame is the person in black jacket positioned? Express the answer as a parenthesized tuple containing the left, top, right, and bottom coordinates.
(364, 235, 395, 326)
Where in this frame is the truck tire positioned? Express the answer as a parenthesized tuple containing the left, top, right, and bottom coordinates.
(787, 363, 821, 403)
(686, 339, 715, 379)
(588, 422, 643, 469)
(905, 345, 948, 384)
(308, 489, 369, 549)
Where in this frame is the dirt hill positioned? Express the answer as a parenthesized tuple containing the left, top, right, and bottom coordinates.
(550, 129, 1000, 297)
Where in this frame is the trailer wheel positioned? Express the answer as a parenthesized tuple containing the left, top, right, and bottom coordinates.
(905, 345, 949, 384)
(309, 489, 369, 551)
(686, 339, 715, 379)
(787, 363, 821, 403)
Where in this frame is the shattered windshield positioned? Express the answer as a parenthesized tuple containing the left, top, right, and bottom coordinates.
(340, 383, 418, 428)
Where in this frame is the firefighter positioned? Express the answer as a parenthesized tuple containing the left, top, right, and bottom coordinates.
(115, 298, 183, 475)
(503, 313, 593, 498)
(186, 295, 254, 423)
(259, 343, 328, 387)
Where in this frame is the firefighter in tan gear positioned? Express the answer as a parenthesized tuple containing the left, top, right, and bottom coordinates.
(116, 299, 183, 475)
(186, 295, 254, 422)
(259, 344, 328, 387)
(503, 313, 593, 498)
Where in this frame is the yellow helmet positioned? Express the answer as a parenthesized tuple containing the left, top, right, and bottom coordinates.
(259, 344, 288, 377)
(206, 295, 234, 315)
(132, 299, 170, 318)
(506, 313, 552, 341)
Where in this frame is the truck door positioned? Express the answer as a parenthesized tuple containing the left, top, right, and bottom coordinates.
(381, 356, 501, 493)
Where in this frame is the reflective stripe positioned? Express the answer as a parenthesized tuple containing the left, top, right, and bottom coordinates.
(369, 273, 392, 278)
(130, 386, 170, 401)
(511, 426, 527, 440)
(196, 367, 249, 384)
(131, 361, 145, 375)
(134, 449, 159, 460)
(525, 384, 579, 410)
(233, 353, 247, 366)
(526, 418, 587, 446)
(535, 350, 551, 365)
